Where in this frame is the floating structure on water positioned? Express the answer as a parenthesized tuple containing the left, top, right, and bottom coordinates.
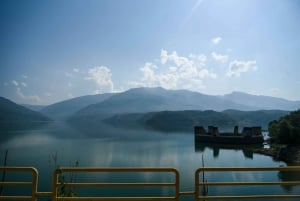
(194, 126, 264, 144)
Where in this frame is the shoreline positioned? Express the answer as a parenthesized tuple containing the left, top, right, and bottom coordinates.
(254, 145, 300, 165)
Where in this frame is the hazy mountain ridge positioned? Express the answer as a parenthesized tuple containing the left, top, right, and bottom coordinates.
(40, 93, 113, 120)
(0, 97, 51, 123)
(21, 104, 46, 111)
(68, 87, 299, 123)
(68, 87, 250, 122)
(104, 110, 289, 132)
(1, 87, 299, 127)
(0, 87, 300, 133)
(222, 91, 300, 110)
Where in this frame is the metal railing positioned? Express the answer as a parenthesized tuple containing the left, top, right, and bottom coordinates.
(195, 166, 300, 200)
(53, 167, 180, 201)
(0, 167, 39, 201)
(0, 166, 300, 200)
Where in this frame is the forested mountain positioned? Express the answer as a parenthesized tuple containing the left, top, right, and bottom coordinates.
(41, 93, 113, 120)
(0, 97, 50, 123)
(1, 87, 298, 133)
(104, 110, 289, 132)
(68, 87, 299, 124)
(68, 87, 251, 123)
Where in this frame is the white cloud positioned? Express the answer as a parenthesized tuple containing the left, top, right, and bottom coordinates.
(211, 52, 228, 63)
(211, 36, 222, 44)
(22, 75, 28, 79)
(161, 49, 194, 68)
(160, 49, 168, 64)
(12, 80, 19, 86)
(199, 69, 217, 79)
(130, 50, 216, 91)
(11, 79, 41, 104)
(85, 66, 114, 93)
(12, 80, 27, 87)
(21, 82, 27, 87)
(189, 54, 207, 64)
(73, 68, 79, 73)
(226, 60, 257, 77)
(129, 62, 178, 89)
(16, 87, 41, 104)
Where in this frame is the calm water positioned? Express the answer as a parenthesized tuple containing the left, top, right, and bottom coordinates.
(0, 122, 299, 200)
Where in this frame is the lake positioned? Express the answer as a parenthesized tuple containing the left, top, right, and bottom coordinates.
(0, 122, 299, 200)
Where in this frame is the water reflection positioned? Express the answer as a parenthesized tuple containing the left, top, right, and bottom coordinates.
(1, 123, 299, 199)
(194, 142, 263, 159)
(278, 168, 300, 192)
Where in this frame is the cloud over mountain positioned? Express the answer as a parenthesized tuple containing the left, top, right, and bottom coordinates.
(129, 49, 216, 91)
(227, 60, 257, 77)
(85, 66, 114, 94)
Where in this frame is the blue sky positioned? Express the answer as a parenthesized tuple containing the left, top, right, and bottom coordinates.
(1, 0, 300, 105)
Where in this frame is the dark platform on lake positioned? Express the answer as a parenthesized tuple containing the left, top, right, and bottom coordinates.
(194, 126, 264, 145)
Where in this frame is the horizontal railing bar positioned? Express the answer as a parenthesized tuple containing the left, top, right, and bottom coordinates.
(179, 191, 195, 195)
(0, 196, 32, 200)
(35, 191, 53, 196)
(196, 181, 300, 186)
(0, 181, 33, 186)
(197, 195, 300, 199)
(196, 166, 300, 172)
(0, 166, 38, 173)
(56, 167, 179, 173)
(56, 197, 176, 200)
(59, 182, 176, 187)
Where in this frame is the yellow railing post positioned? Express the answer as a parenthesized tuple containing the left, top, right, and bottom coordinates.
(52, 169, 60, 201)
(31, 167, 38, 201)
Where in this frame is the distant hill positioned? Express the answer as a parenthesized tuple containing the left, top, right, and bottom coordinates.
(0, 97, 51, 123)
(0, 97, 51, 132)
(68, 87, 299, 124)
(222, 91, 300, 111)
(21, 104, 46, 111)
(104, 110, 289, 132)
(68, 87, 251, 123)
(41, 93, 113, 120)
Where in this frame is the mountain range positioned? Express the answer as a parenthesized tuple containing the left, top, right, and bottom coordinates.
(0, 97, 51, 131)
(2, 87, 300, 132)
(104, 109, 289, 132)
(40, 93, 113, 120)
(0, 97, 50, 123)
(66, 87, 300, 123)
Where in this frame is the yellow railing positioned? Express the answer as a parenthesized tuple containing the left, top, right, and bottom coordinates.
(0, 167, 40, 201)
(0, 166, 300, 200)
(195, 166, 300, 200)
(53, 167, 180, 201)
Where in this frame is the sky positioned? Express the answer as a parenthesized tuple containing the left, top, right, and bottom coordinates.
(1, 0, 300, 105)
